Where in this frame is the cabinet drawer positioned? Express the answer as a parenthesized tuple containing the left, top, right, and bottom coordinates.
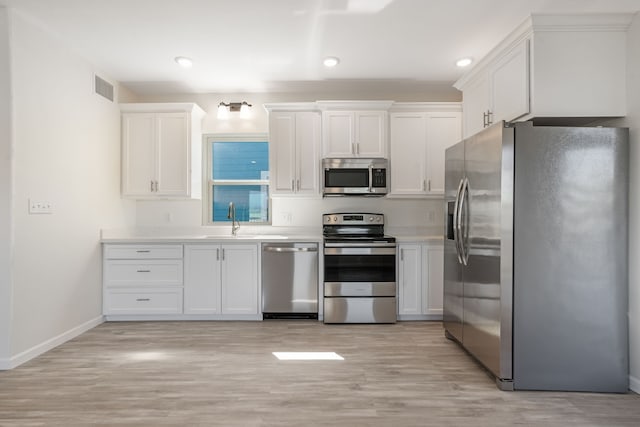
(104, 260, 183, 287)
(104, 245, 183, 260)
(104, 288, 183, 315)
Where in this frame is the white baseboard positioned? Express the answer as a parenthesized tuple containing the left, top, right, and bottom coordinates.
(630, 375, 640, 393)
(0, 316, 104, 370)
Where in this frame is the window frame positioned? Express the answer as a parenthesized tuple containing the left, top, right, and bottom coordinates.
(202, 133, 270, 226)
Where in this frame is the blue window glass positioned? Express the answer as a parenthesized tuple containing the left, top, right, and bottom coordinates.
(213, 185, 268, 223)
(212, 142, 269, 180)
(210, 140, 269, 223)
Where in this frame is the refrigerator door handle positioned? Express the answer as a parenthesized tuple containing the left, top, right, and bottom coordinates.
(459, 177, 470, 266)
(453, 178, 464, 264)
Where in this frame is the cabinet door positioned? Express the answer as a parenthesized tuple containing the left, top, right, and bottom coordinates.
(184, 245, 222, 314)
(269, 112, 297, 195)
(295, 112, 321, 195)
(355, 111, 387, 157)
(221, 244, 259, 315)
(156, 112, 190, 196)
(122, 113, 155, 196)
(322, 111, 355, 157)
(389, 113, 427, 196)
(426, 112, 462, 195)
(398, 244, 422, 315)
(424, 245, 444, 316)
(490, 38, 530, 123)
(462, 75, 490, 138)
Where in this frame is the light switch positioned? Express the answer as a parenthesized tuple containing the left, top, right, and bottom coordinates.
(29, 199, 53, 214)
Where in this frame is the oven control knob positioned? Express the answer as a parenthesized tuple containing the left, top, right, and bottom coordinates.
(332, 216, 337, 222)
(369, 216, 373, 221)
(376, 217, 381, 222)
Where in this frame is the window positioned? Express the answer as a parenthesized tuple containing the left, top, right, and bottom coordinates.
(204, 134, 269, 225)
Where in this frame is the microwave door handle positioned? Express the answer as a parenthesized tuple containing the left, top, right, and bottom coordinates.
(368, 164, 373, 193)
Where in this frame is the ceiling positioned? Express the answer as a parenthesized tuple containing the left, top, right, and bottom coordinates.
(1, 0, 639, 95)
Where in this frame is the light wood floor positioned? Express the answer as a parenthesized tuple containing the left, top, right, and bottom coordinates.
(0, 321, 638, 426)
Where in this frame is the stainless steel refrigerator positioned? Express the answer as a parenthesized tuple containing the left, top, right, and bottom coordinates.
(444, 121, 629, 392)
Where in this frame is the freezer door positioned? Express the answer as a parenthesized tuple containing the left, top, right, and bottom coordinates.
(512, 124, 629, 392)
(443, 140, 465, 342)
(462, 123, 514, 383)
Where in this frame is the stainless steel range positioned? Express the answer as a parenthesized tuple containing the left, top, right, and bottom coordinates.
(322, 213, 397, 323)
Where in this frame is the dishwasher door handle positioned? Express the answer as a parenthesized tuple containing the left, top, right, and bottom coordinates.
(264, 246, 318, 253)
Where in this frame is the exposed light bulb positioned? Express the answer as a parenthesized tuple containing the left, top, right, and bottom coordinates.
(240, 102, 251, 119)
(217, 103, 229, 120)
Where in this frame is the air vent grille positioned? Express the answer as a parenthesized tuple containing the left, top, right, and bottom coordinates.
(94, 75, 114, 102)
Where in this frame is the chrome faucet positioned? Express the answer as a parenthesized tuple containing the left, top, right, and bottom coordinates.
(227, 202, 240, 236)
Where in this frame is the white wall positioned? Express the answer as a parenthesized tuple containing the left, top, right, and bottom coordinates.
(7, 10, 134, 359)
(133, 92, 452, 232)
(0, 6, 13, 364)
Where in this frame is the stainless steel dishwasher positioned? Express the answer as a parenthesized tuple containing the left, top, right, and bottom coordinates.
(261, 242, 318, 319)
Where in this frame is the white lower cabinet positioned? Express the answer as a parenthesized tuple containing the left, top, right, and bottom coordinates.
(184, 244, 259, 318)
(103, 244, 184, 317)
(398, 244, 422, 316)
(103, 242, 260, 320)
(397, 242, 444, 320)
(105, 288, 184, 315)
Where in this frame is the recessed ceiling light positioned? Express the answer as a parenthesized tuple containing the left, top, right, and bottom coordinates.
(323, 57, 340, 67)
(174, 56, 193, 68)
(456, 57, 473, 68)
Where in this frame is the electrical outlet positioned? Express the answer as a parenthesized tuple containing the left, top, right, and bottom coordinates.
(280, 211, 292, 225)
(29, 199, 53, 214)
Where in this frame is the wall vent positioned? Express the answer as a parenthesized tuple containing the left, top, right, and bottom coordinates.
(94, 74, 114, 102)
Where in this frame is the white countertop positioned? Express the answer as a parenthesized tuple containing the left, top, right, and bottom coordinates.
(100, 226, 443, 244)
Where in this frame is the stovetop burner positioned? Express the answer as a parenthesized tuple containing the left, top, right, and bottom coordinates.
(322, 213, 395, 244)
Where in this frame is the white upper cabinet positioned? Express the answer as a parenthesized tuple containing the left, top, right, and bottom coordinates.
(426, 112, 462, 194)
(390, 112, 427, 196)
(389, 103, 462, 197)
(455, 14, 631, 138)
(121, 103, 205, 198)
(266, 106, 321, 197)
(318, 101, 393, 158)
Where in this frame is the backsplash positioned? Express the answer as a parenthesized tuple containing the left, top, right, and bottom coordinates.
(135, 197, 444, 234)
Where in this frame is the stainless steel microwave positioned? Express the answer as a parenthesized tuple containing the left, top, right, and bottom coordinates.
(322, 158, 389, 196)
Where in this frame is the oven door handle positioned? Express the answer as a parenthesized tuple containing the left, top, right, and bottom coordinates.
(324, 242, 396, 248)
(324, 246, 397, 256)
